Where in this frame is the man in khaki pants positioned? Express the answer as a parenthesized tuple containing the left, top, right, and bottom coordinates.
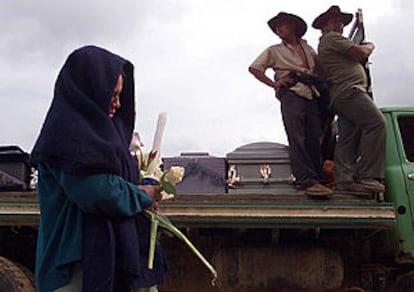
(313, 6, 386, 195)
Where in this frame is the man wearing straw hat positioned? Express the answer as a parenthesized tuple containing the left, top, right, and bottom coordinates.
(313, 6, 386, 195)
(249, 12, 333, 197)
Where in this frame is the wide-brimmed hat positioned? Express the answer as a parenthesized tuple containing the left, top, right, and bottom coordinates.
(268, 12, 307, 38)
(312, 6, 353, 29)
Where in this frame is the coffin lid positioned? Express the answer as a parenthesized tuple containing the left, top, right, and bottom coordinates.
(226, 142, 289, 160)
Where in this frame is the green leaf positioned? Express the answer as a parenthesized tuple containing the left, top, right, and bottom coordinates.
(161, 180, 177, 195)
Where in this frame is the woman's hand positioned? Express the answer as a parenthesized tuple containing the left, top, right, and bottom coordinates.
(138, 184, 163, 213)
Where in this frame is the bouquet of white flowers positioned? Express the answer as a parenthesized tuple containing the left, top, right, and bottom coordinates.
(130, 114, 217, 285)
(129, 131, 184, 200)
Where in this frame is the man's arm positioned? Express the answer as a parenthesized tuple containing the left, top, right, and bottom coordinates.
(248, 67, 291, 95)
(347, 42, 375, 61)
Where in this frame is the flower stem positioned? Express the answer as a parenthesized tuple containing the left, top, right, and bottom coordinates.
(147, 211, 159, 270)
(144, 210, 218, 284)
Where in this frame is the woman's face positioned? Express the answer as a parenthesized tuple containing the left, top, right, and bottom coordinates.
(108, 74, 123, 118)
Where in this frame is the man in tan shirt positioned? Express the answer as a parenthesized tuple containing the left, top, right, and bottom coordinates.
(249, 12, 333, 197)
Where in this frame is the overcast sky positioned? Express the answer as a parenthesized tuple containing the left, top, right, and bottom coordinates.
(1, 0, 412, 158)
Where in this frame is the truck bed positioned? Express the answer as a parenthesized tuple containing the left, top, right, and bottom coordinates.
(0, 192, 396, 230)
(0, 191, 39, 227)
(160, 193, 396, 230)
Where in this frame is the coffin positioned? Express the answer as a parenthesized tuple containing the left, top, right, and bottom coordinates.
(163, 152, 226, 194)
(226, 142, 296, 194)
(0, 146, 31, 191)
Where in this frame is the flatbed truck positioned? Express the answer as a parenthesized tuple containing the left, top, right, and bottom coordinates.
(0, 106, 413, 291)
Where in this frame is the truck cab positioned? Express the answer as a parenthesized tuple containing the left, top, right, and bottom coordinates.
(382, 107, 414, 265)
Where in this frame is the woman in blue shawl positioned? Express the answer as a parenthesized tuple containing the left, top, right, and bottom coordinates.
(31, 45, 168, 291)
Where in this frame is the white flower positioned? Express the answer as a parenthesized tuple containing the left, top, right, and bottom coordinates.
(164, 166, 185, 185)
(130, 131, 184, 197)
(129, 131, 144, 152)
(160, 191, 175, 201)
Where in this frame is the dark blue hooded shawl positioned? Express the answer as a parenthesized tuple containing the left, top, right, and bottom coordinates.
(31, 45, 167, 291)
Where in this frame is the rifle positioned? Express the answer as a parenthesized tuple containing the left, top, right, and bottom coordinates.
(274, 67, 320, 92)
(348, 9, 373, 98)
(274, 69, 331, 123)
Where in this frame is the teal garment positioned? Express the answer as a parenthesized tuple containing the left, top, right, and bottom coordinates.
(35, 163, 153, 292)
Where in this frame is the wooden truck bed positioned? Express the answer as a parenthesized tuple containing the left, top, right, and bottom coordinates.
(0, 191, 396, 230)
(160, 193, 396, 230)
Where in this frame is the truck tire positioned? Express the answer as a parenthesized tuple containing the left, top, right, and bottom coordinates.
(0, 256, 35, 292)
(396, 270, 414, 291)
(13, 261, 35, 288)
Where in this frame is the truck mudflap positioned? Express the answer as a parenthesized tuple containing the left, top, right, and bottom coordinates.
(160, 194, 396, 230)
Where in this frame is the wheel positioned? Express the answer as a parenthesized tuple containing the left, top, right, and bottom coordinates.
(396, 270, 414, 291)
(13, 261, 35, 288)
(0, 256, 35, 292)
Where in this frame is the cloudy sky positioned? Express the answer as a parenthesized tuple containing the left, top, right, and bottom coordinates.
(1, 0, 412, 158)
